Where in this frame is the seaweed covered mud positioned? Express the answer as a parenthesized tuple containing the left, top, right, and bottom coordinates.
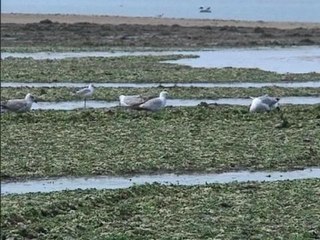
(1, 180, 320, 239)
(2, 13, 320, 51)
(1, 106, 319, 180)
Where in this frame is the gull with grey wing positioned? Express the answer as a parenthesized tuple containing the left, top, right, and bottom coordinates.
(76, 84, 94, 108)
(249, 95, 280, 112)
(119, 94, 150, 108)
(1, 93, 37, 113)
(137, 91, 168, 111)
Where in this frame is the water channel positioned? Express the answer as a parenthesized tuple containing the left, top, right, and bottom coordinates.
(26, 97, 320, 111)
(2, 168, 319, 195)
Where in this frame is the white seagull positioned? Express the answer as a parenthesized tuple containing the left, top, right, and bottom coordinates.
(137, 91, 168, 111)
(1, 93, 37, 113)
(119, 94, 150, 108)
(249, 95, 280, 113)
(76, 84, 94, 108)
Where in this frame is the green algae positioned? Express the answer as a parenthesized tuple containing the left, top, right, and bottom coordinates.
(1, 106, 319, 180)
(1, 180, 320, 239)
(2, 56, 319, 83)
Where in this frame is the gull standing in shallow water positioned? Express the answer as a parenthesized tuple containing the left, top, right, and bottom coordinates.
(76, 84, 94, 108)
(137, 91, 168, 111)
(1, 93, 37, 113)
(249, 95, 280, 113)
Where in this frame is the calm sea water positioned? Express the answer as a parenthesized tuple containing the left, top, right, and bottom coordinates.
(3, 47, 320, 73)
(2, 0, 320, 22)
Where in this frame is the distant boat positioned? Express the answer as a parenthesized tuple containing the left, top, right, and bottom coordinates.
(199, 6, 212, 13)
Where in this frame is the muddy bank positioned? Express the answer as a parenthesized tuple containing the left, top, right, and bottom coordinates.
(2, 15, 320, 48)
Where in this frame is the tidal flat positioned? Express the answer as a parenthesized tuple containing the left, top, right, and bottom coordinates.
(2, 13, 320, 240)
(1, 180, 320, 239)
(2, 56, 320, 83)
(1, 106, 319, 180)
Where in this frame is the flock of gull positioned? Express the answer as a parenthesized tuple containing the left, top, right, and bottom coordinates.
(0, 84, 280, 113)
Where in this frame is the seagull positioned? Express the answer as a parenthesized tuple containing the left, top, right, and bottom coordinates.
(1, 93, 37, 113)
(119, 94, 150, 108)
(137, 91, 168, 111)
(249, 95, 280, 113)
(76, 84, 94, 108)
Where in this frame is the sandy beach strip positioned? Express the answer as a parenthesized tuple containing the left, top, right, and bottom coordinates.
(2, 13, 320, 29)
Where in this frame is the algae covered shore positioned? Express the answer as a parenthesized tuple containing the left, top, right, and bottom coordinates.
(1, 106, 319, 180)
(2, 180, 320, 239)
(1, 12, 320, 240)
